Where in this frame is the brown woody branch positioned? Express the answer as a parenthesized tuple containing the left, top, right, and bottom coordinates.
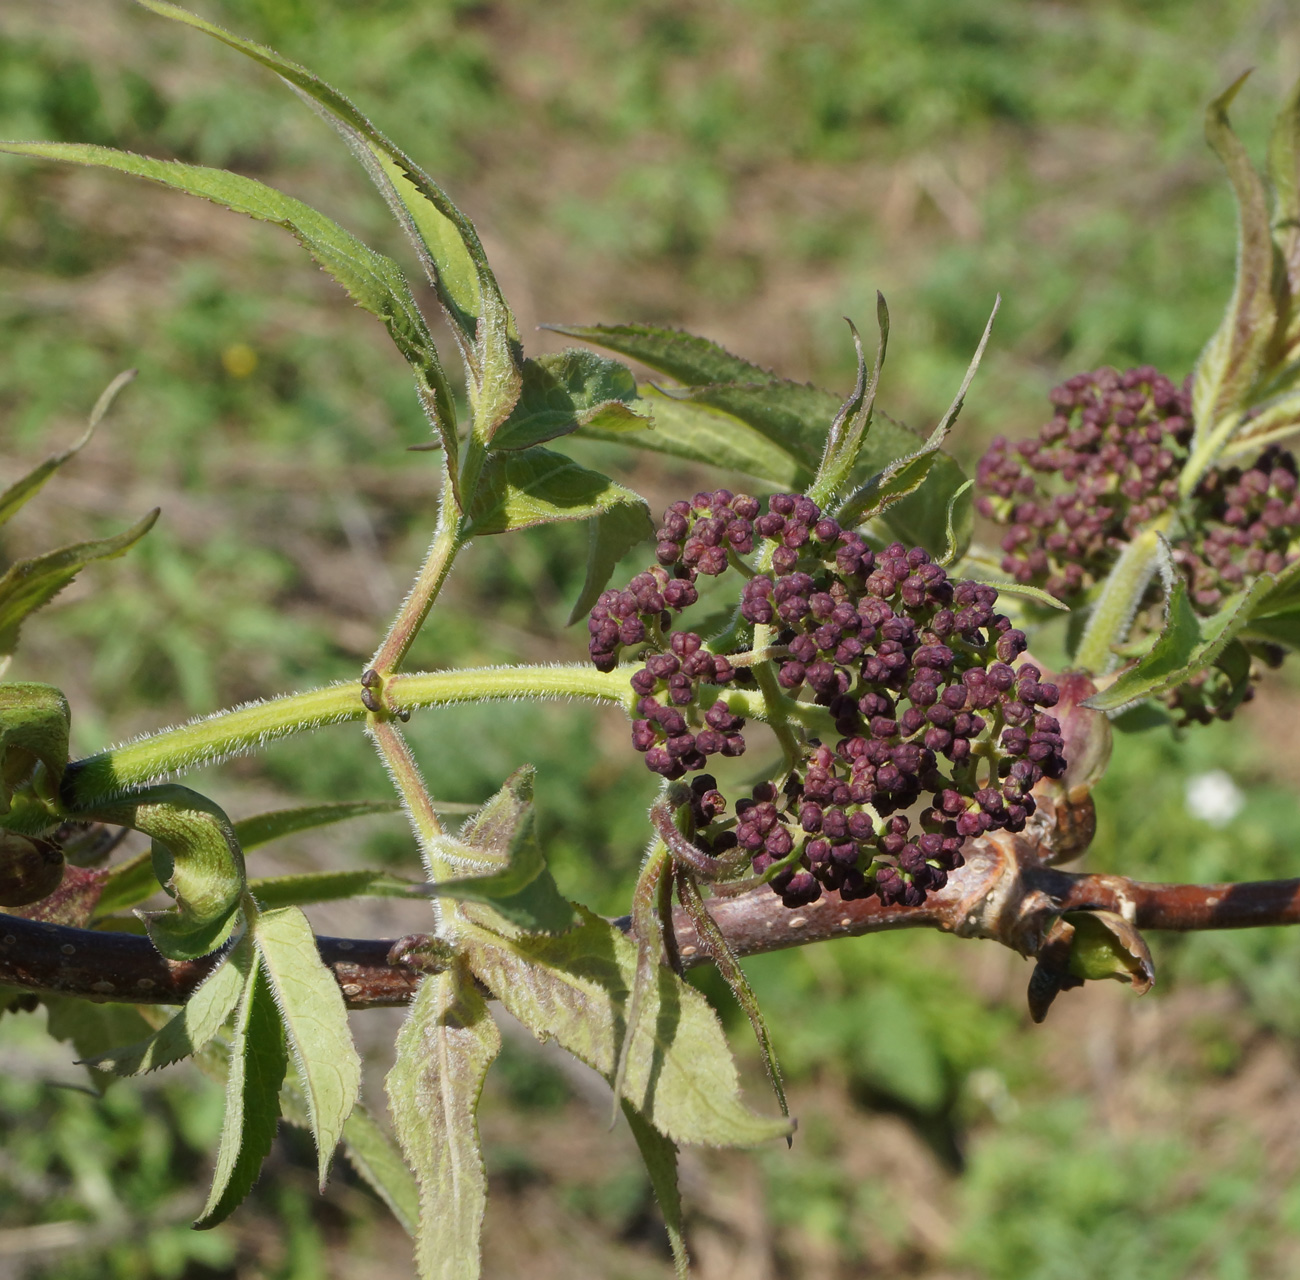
(4, 804, 1300, 1009)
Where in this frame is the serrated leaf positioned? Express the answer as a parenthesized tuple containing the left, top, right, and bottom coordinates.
(940, 478, 974, 566)
(492, 350, 649, 452)
(674, 868, 787, 1125)
(0, 139, 458, 470)
(463, 908, 791, 1147)
(0, 370, 135, 531)
(249, 867, 422, 909)
(810, 299, 889, 507)
(558, 319, 968, 546)
(545, 322, 781, 387)
(582, 389, 808, 488)
(386, 966, 501, 1280)
(426, 767, 576, 934)
(968, 576, 1070, 612)
(252, 904, 361, 1186)
(1190, 72, 1278, 455)
(195, 953, 287, 1229)
(233, 799, 405, 850)
(1085, 566, 1274, 712)
(0, 508, 159, 658)
(0, 682, 69, 812)
(839, 297, 997, 530)
(87, 934, 251, 1077)
(622, 1100, 689, 1279)
(339, 1104, 421, 1238)
(566, 498, 656, 626)
(463, 446, 651, 550)
(86, 785, 245, 961)
(41, 996, 155, 1093)
(136, 0, 519, 444)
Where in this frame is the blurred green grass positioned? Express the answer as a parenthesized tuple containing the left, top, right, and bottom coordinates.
(3, 1, 1300, 1276)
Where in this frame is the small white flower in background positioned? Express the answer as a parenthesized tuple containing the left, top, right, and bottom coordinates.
(1185, 769, 1245, 827)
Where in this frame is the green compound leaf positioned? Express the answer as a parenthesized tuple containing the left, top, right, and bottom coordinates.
(195, 951, 288, 1229)
(426, 766, 576, 935)
(248, 868, 422, 909)
(386, 966, 501, 1280)
(0, 369, 135, 531)
(464, 907, 792, 1148)
(0, 682, 69, 813)
(0, 139, 458, 470)
(492, 350, 650, 452)
(1190, 72, 1278, 462)
(87, 935, 251, 1077)
(545, 322, 782, 387)
(622, 1099, 690, 1280)
(137, 0, 520, 445)
(1084, 545, 1277, 712)
(252, 904, 362, 1187)
(0, 509, 158, 660)
(86, 785, 245, 962)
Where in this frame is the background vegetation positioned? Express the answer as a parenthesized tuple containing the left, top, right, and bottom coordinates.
(2, 1, 1300, 1275)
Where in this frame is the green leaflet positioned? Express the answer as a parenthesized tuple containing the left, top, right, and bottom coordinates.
(0, 683, 69, 814)
(0, 369, 134, 531)
(248, 868, 422, 909)
(0, 139, 458, 466)
(137, 0, 520, 445)
(87, 785, 245, 961)
(280, 1080, 421, 1236)
(0, 509, 158, 660)
(386, 967, 501, 1280)
(566, 499, 658, 626)
(544, 322, 784, 386)
(233, 799, 405, 850)
(463, 445, 650, 537)
(463, 907, 792, 1148)
(941, 478, 975, 566)
(1189, 73, 1279, 466)
(41, 996, 156, 1093)
(810, 298, 888, 507)
(462, 447, 653, 617)
(427, 767, 576, 934)
(87, 934, 251, 1077)
(583, 390, 808, 488)
(622, 1100, 690, 1280)
(1084, 563, 1276, 713)
(674, 868, 788, 1124)
(966, 576, 1070, 612)
(1269, 75, 1300, 371)
(838, 296, 998, 530)
(195, 953, 288, 1229)
(252, 904, 362, 1187)
(492, 350, 651, 452)
(560, 320, 968, 552)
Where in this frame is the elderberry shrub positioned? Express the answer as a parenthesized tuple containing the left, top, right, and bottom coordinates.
(588, 489, 1066, 910)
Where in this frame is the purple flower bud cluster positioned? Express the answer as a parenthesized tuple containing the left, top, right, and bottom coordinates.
(1179, 445, 1300, 611)
(588, 485, 1070, 913)
(975, 366, 1193, 602)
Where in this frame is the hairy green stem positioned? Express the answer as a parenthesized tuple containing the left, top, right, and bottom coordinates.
(62, 665, 634, 809)
(1074, 529, 1163, 675)
(370, 506, 462, 674)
